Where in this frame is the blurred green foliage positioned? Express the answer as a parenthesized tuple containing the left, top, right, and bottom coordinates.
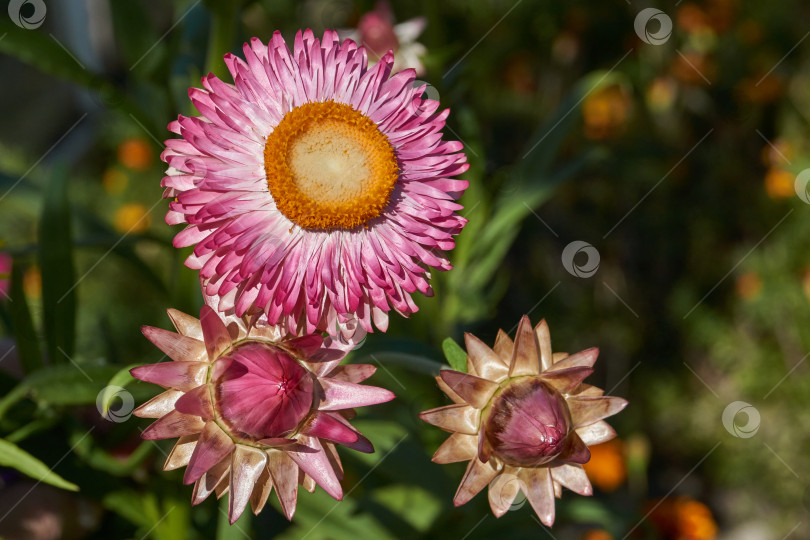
(1, 0, 810, 539)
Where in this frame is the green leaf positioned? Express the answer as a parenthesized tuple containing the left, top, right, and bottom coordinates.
(103, 490, 153, 529)
(8, 260, 42, 373)
(441, 337, 467, 373)
(109, 0, 161, 74)
(0, 364, 122, 419)
(369, 484, 442, 533)
(0, 17, 160, 136)
(38, 165, 76, 362)
(0, 17, 104, 90)
(216, 496, 252, 539)
(71, 432, 153, 477)
(0, 438, 79, 491)
(276, 488, 394, 540)
(205, 1, 240, 81)
(74, 209, 169, 294)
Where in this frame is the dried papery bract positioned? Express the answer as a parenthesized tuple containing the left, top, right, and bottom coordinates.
(131, 305, 394, 523)
(419, 316, 627, 526)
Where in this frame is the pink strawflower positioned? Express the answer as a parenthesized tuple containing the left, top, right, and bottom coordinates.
(340, 0, 429, 75)
(162, 30, 468, 334)
(131, 303, 394, 523)
(419, 316, 627, 526)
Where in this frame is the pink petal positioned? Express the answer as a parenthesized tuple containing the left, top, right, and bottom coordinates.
(317, 378, 395, 411)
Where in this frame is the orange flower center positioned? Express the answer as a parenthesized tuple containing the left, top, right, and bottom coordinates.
(264, 101, 399, 230)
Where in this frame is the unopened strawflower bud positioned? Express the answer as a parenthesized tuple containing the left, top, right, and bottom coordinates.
(484, 378, 581, 467)
(131, 304, 394, 523)
(419, 316, 627, 526)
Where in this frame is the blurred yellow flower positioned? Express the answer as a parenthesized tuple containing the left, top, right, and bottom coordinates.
(23, 266, 41, 299)
(648, 496, 718, 540)
(114, 203, 151, 234)
(735, 272, 761, 300)
(764, 167, 795, 199)
(646, 77, 677, 113)
(102, 167, 129, 195)
(583, 85, 631, 140)
(582, 439, 626, 492)
(117, 138, 153, 171)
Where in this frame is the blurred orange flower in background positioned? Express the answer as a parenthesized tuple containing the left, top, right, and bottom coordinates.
(23, 266, 42, 299)
(582, 439, 626, 492)
(677, 4, 711, 34)
(735, 272, 762, 301)
(113, 203, 151, 234)
(671, 52, 715, 86)
(581, 530, 613, 540)
(583, 85, 631, 140)
(737, 73, 784, 104)
(764, 168, 795, 199)
(760, 139, 793, 167)
(647, 496, 718, 540)
(117, 138, 153, 171)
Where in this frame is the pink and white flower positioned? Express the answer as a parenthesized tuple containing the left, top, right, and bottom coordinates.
(162, 30, 468, 334)
(339, 0, 429, 75)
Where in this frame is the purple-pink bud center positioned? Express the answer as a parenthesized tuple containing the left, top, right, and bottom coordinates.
(213, 342, 314, 440)
(484, 378, 571, 467)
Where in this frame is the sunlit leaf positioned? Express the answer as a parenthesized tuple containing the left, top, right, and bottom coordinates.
(0, 438, 79, 491)
(441, 337, 467, 373)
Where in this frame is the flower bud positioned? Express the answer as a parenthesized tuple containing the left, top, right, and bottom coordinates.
(213, 342, 314, 440)
(358, 12, 399, 59)
(484, 378, 571, 467)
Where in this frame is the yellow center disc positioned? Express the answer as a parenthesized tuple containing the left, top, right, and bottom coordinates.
(264, 101, 400, 230)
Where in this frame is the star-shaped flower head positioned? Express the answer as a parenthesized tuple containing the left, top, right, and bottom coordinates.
(419, 316, 627, 526)
(131, 304, 394, 523)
